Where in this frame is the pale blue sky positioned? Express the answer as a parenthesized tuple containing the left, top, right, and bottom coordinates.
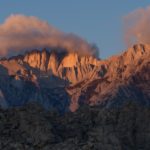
(0, 0, 149, 58)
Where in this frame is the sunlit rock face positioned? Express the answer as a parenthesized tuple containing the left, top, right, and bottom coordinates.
(0, 44, 149, 112)
(57, 52, 99, 83)
(22, 49, 99, 84)
(23, 49, 50, 71)
(67, 44, 150, 111)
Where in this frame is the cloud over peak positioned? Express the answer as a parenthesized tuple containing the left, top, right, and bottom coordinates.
(0, 14, 98, 57)
(124, 6, 150, 47)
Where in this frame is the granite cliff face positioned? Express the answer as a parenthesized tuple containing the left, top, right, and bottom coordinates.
(0, 44, 149, 112)
(1, 49, 98, 83)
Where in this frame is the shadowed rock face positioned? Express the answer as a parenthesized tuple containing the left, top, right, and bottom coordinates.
(0, 44, 149, 112)
(0, 102, 149, 150)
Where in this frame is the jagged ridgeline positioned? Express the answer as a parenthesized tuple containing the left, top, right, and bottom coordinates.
(0, 44, 149, 112)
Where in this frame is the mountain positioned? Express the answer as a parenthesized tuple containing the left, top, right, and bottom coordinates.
(0, 44, 149, 112)
(67, 44, 150, 111)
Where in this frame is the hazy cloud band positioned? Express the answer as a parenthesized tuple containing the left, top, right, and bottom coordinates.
(124, 6, 150, 47)
(0, 14, 98, 57)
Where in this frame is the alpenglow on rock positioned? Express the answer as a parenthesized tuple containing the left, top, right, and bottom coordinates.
(0, 44, 149, 112)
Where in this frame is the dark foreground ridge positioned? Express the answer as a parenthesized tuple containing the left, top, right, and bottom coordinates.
(0, 101, 150, 150)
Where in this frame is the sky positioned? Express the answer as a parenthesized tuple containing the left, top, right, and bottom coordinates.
(0, 0, 149, 59)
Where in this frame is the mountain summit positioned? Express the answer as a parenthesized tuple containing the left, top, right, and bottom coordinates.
(0, 44, 149, 112)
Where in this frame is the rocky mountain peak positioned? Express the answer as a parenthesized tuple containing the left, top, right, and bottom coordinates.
(0, 48, 100, 84)
(0, 44, 149, 112)
(122, 44, 150, 63)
